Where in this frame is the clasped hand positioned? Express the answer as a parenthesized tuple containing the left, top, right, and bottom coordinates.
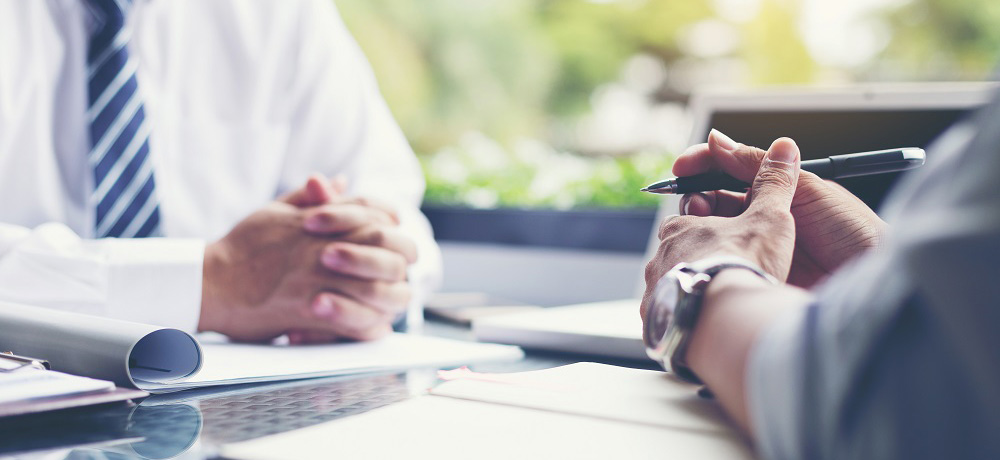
(199, 176, 417, 344)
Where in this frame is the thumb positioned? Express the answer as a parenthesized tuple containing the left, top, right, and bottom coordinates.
(747, 138, 800, 213)
(278, 174, 339, 207)
(331, 174, 349, 195)
(303, 175, 338, 205)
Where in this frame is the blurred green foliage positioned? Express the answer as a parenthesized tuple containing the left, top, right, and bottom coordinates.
(535, 0, 713, 114)
(421, 146, 673, 209)
(337, 0, 558, 156)
(877, 0, 1000, 79)
(337, 0, 999, 210)
(743, 1, 816, 84)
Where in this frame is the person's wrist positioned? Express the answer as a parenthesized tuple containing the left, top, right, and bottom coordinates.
(198, 240, 230, 333)
(686, 268, 779, 383)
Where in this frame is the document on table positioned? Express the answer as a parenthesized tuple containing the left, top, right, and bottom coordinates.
(142, 334, 525, 392)
(222, 363, 755, 460)
(432, 362, 734, 432)
(0, 369, 114, 405)
(0, 360, 147, 418)
(0, 301, 523, 394)
(0, 301, 203, 391)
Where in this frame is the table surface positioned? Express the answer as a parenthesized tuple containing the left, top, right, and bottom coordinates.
(0, 320, 658, 460)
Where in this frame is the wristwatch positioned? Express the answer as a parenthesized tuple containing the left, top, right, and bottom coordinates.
(643, 256, 776, 384)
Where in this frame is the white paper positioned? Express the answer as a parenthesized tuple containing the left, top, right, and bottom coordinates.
(432, 362, 734, 433)
(139, 334, 524, 392)
(225, 398, 744, 460)
(222, 364, 754, 460)
(0, 369, 114, 404)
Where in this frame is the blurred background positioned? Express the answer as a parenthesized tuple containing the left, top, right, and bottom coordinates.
(338, 0, 1000, 211)
(337, 0, 999, 305)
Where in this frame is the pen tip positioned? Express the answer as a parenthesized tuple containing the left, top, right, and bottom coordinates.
(639, 188, 649, 192)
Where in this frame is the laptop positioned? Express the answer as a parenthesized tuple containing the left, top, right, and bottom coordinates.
(474, 82, 998, 361)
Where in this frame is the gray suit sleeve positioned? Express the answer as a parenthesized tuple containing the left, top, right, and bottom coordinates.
(746, 99, 1000, 460)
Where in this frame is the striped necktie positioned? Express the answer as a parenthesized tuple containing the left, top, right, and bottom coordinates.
(85, 0, 162, 238)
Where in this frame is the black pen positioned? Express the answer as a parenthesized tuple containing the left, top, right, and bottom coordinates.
(641, 147, 926, 194)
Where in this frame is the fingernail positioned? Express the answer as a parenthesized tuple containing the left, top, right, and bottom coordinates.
(322, 247, 341, 267)
(768, 138, 798, 163)
(711, 129, 738, 152)
(313, 295, 336, 319)
(304, 214, 325, 232)
(681, 196, 692, 216)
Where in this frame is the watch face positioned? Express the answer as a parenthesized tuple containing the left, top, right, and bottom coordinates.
(643, 275, 679, 350)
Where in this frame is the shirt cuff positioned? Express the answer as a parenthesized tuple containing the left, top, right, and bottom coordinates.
(398, 206, 443, 300)
(104, 238, 205, 333)
(396, 207, 442, 330)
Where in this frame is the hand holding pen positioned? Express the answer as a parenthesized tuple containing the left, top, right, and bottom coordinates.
(647, 130, 908, 288)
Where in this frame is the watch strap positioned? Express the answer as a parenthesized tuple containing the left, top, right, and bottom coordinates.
(655, 257, 777, 384)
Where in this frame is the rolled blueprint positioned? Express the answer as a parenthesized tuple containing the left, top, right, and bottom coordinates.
(0, 301, 202, 390)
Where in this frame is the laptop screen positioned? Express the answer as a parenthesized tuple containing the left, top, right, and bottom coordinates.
(699, 108, 971, 212)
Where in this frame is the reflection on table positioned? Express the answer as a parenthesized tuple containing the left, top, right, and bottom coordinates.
(2, 372, 415, 460)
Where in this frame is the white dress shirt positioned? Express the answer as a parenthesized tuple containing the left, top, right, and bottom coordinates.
(0, 0, 441, 332)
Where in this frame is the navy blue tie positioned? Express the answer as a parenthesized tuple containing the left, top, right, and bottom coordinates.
(85, 0, 161, 238)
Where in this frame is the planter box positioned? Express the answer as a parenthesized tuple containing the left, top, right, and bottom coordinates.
(421, 206, 658, 253)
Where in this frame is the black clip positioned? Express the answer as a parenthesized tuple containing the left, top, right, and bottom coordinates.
(0, 351, 50, 372)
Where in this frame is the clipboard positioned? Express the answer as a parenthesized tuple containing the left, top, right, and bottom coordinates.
(0, 352, 148, 418)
